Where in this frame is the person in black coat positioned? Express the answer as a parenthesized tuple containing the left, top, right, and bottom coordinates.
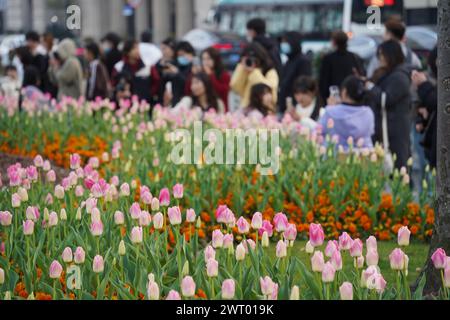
(25, 31, 52, 95)
(319, 31, 365, 102)
(278, 31, 312, 113)
(412, 47, 437, 168)
(101, 32, 122, 77)
(368, 40, 412, 169)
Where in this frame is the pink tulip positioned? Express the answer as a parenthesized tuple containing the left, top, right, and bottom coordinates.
(311, 251, 325, 272)
(93, 255, 104, 273)
(181, 276, 196, 297)
(0, 211, 12, 226)
(23, 220, 34, 236)
(206, 258, 219, 277)
(367, 273, 387, 293)
(46, 170, 56, 182)
(129, 202, 141, 220)
(339, 232, 353, 251)
(141, 191, 152, 205)
(74, 247, 85, 264)
(212, 229, 224, 248)
(366, 236, 377, 252)
(159, 188, 170, 207)
(54, 185, 65, 199)
(48, 211, 58, 227)
(62, 247, 73, 263)
(322, 262, 336, 283)
(273, 212, 288, 232)
(75, 185, 84, 197)
(139, 211, 151, 227)
(366, 249, 379, 266)
(309, 223, 324, 247)
(0, 242, 5, 255)
(361, 266, 379, 288)
(350, 239, 363, 257)
(283, 223, 297, 241)
(120, 183, 130, 196)
(34, 155, 44, 167)
(215, 205, 228, 223)
(173, 184, 184, 199)
(251, 212, 263, 230)
(325, 240, 339, 257)
(186, 209, 196, 223)
(276, 240, 287, 258)
(260, 276, 276, 296)
(222, 279, 235, 299)
(236, 217, 250, 234)
(431, 248, 447, 269)
(397, 226, 411, 247)
(90, 220, 103, 236)
(269, 283, 279, 300)
(331, 250, 343, 270)
(70, 153, 81, 170)
(168, 206, 182, 225)
(11, 193, 21, 208)
(114, 211, 125, 225)
(204, 245, 216, 261)
(131, 226, 143, 244)
(258, 220, 274, 237)
(153, 212, 164, 230)
(235, 243, 246, 261)
(223, 234, 234, 249)
(444, 267, 450, 288)
(49, 260, 63, 279)
(354, 256, 365, 269)
(340, 282, 353, 300)
(147, 281, 160, 300)
(166, 290, 181, 300)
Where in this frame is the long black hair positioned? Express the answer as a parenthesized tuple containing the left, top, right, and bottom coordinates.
(191, 72, 219, 111)
(240, 42, 274, 75)
(248, 83, 272, 116)
(341, 75, 372, 106)
(201, 47, 225, 79)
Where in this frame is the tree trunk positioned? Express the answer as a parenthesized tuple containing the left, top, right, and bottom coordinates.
(418, 0, 450, 296)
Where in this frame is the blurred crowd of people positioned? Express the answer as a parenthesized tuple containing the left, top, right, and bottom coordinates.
(0, 17, 438, 177)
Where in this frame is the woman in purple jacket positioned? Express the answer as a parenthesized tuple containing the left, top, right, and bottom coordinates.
(319, 76, 375, 150)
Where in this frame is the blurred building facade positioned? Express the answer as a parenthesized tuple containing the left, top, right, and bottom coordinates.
(0, 0, 217, 41)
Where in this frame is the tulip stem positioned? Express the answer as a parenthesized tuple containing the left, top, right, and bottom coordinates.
(440, 270, 448, 300)
(209, 277, 215, 299)
(53, 280, 57, 300)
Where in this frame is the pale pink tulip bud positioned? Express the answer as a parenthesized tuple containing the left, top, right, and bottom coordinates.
(311, 251, 325, 272)
(431, 248, 447, 269)
(361, 266, 379, 288)
(276, 240, 287, 258)
(235, 243, 246, 261)
(397, 226, 411, 247)
(114, 211, 125, 225)
(147, 281, 160, 300)
(222, 279, 235, 299)
(48, 211, 58, 227)
(45, 193, 53, 205)
(322, 262, 336, 283)
(139, 211, 151, 227)
(93, 255, 104, 273)
(54, 185, 65, 199)
(261, 231, 269, 247)
(110, 175, 119, 186)
(181, 276, 196, 297)
(331, 250, 343, 270)
(236, 217, 250, 234)
(88, 157, 99, 169)
(91, 207, 101, 223)
(0, 267, 4, 285)
(120, 183, 130, 197)
(34, 155, 44, 167)
(43, 160, 51, 171)
(75, 185, 84, 197)
(283, 224, 297, 241)
(168, 206, 182, 225)
(339, 232, 353, 251)
(186, 209, 196, 223)
(173, 184, 183, 199)
(204, 245, 216, 261)
(23, 220, 34, 235)
(118, 240, 126, 256)
(309, 223, 324, 247)
(46, 170, 56, 182)
(153, 212, 164, 230)
(212, 229, 224, 248)
(273, 212, 288, 233)
(366, 249, 379, 266)
(11, 193, 21, 208)
(70, 153, 81, 170)
(367, 273, 387, 293)
(223, 234, 234, 249)
(444, 267, 450, 288)
(305, 241, 314, 254)
(26, 206, 39, 221)
(389, 248, 407, 270)
(354, 256, 365, 269)
(90, 220, 103, 236)
(260, 276, 275, 296)
(49, 260, 63, 279)
(251, 212, 263, 230)
(340, 282, 353, 300)
(0, 211, 12, 226)
(74, 247, 85, 264)
(131, 226, 143, 244)
(366, 236, 377, 252)
(151, 198, 160, 211)
(17, 187, 28, 202)
(159, 188, 170, 207)
(85, 197, 97, 214)
(129, 202, 141, 220)
(166, 290, 181, 300)
(62, 247, 73, 263)
(206, 258, 219, 277)
(141, 191, 152, 205)
(102, 152, 110, 162)
(290, 285, 300, 300)
(325, 240, 339, 257)
(350, 239, 363, 257)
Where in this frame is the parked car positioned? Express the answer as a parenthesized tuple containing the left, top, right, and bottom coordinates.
(182, 28, 245, 70)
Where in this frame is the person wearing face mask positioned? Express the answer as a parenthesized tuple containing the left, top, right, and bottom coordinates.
(163, 41, 196, 107)
(101, 32, 122, 77)
(278, 31, 312, 114)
